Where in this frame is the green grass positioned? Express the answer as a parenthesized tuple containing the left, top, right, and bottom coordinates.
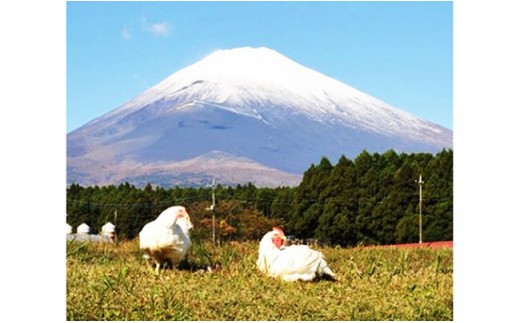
(66, 240, 452, 320)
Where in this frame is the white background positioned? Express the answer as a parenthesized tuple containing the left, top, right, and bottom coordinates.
(1, 0, 519, 322)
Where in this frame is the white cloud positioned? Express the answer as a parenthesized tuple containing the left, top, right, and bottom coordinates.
(145, 22, 171, 37)
(121, 26, 131, 41)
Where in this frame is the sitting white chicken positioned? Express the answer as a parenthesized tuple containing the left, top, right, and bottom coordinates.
(139, 206, 193, 274)
(257, 227, 336, 282)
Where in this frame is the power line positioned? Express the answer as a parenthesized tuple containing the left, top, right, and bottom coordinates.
(65, 195, 205, 207)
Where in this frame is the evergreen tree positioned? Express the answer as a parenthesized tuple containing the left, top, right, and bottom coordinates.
(423, 149, 453, 241)
(270, 187, 294, 222)
(65, 149, 453, 245)
(316, 155, 358, 246)
(354, 151, 379, 244)
(288, 157, 332, 238)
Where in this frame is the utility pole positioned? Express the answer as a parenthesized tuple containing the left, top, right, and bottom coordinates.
(416, 175, 424, 244)
(208, 179, 216, 248)
(114, 209, 118, 245)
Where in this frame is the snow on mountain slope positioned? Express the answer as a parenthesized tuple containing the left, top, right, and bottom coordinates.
(68, 47, 452, 187)
(93, 47, 441, 136)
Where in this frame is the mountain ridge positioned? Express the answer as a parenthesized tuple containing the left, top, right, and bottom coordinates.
(67, 46, 452, 187)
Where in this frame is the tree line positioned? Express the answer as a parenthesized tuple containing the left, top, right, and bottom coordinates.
(66, 149, 452, 247)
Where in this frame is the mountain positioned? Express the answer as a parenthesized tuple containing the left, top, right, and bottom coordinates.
(68, 150, 301, 188)
(67, 46, 452, 188)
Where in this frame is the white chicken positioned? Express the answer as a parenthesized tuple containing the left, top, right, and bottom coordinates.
(257, 227, 336, 282)
(139, 206, 193, 274)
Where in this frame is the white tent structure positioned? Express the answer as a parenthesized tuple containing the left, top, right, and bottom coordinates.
(77, 223, 90, 234)
(101, 222, 116, 238)
(66, 223, 73, 234)
(66, 222, 113, 243)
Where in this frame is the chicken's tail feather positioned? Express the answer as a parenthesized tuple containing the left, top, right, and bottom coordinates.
(322, 265, 335, 278)
(318, 259, 336, 280)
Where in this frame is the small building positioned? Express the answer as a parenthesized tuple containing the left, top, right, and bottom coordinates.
(66, 223, 73, 234)
(101, 222, 116, 240)
(76, 223, 90, 234)
(66, 222, 113, 244)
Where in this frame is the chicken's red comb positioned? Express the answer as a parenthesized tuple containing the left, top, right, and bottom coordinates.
(273, 226, 285, 235)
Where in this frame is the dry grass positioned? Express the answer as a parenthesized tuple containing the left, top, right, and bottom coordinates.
(66, 239, 452, 320)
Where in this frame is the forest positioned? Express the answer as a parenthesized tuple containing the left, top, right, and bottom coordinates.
(66, 149, 452, 247)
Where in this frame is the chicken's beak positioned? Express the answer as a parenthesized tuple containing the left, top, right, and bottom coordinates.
(281, 235, 287, 247)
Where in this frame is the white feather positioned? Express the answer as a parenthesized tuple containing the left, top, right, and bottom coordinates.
(257, 228, 335, 282)
(139, 206, 193, 273)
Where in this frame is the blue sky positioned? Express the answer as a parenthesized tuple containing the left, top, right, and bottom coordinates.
(67, 1, 452, 132)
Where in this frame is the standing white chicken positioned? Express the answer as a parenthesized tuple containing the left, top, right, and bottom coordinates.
(257, 227, 336, 282)
(139, 206, 193, 274)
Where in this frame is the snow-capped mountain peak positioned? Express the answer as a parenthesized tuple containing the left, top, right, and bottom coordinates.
(68, 46, 452, 188)
(107, 47, 441, 137)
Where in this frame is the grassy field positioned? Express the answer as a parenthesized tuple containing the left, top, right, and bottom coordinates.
(66, 239, 452, 320)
